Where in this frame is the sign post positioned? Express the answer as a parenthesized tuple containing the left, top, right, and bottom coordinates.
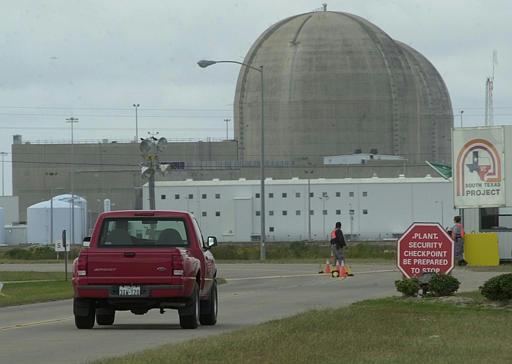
(397, 223, 454, 278)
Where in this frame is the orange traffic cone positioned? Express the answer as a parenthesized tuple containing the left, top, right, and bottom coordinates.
(339, 261, 348, 279)
(324, 259, 331, 274)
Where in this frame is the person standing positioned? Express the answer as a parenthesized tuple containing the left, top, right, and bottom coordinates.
(451, 215, 466, 266)
(330, 221, 347, 266)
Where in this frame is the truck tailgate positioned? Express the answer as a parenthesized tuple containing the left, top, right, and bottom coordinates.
(86, 249, 181, 283)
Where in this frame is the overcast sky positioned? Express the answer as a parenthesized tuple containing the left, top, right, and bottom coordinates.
(0, 0, 511, 195)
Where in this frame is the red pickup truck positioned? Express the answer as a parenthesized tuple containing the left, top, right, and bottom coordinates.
(72, 210, 218, 329)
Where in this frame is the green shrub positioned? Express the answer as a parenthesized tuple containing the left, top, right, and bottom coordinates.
(4, 248, 32, 260)
(480, 273, 512, 301)
(2, 245, 82, 260)
(395, 278, 420, 296)
(428, 273, 460, 296)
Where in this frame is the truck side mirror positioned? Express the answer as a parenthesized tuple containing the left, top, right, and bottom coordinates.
(207, 236, 217, 248)
(83, 236, 91, 248)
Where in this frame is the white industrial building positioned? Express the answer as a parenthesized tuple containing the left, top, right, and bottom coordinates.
(143, 176, 456, 242)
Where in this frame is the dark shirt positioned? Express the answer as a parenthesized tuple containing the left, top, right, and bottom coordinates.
(330, 229, 346, 248)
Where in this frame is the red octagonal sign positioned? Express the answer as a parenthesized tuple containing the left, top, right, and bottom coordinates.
(397, 223, 454, 278)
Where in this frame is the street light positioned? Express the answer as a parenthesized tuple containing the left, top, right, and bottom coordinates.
(133, 104, 140, 141)
(460, 110, 464, 128)
(319, 192, 329, 240)
(0, 152, 7, 196)
(224, 118, 230, 140)
(66, 117, 79, 245)
(304, 169, 314, 240)
(198, 59, 266, 260)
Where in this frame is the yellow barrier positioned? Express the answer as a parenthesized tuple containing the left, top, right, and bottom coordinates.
(464, 233, 499, 266)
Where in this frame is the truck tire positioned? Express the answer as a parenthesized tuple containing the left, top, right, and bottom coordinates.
(74, 298, 95, 329)
(96, 309, 115, 325)
(200, 279, 218, 325)
(179, 282, 200, 329)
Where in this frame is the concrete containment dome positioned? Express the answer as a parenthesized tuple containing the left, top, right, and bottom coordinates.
(234, 11, 453, 165)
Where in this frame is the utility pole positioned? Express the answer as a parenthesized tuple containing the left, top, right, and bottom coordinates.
(0, 152, 7, 196)
(66, 117, 79, 245)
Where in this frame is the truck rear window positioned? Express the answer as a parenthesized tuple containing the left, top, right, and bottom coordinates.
(98, 218, 189, 247)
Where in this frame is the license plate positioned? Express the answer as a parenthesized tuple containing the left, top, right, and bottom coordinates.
(118, 285, 141, 296)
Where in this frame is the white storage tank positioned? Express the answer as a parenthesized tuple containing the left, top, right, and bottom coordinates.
(27, 194, 87, 245)
(0, 207, 5, 244)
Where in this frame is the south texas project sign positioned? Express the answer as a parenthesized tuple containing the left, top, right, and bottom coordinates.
(397, 223, 454, 278)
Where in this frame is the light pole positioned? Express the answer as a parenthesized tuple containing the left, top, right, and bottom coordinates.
(319, 192, 329, 240)
(66, 117, 79, 245)
(133, 104, 140, 141)
(304, 169, 314, 240)
(435, 200, 444, 226)
(224, 118, 230, 140)
(0, 152, 7, 196)
(460, 110, 464, 128)
(198, 59, 266, 260)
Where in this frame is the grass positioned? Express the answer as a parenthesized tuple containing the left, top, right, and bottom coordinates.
(0, 280, 73, 307)
(92, 295, 512, 364)
(0, 271, 70, 281)
(211, 241, 396, 261)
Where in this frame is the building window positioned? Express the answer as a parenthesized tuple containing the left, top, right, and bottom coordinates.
(282, 210, 287, 216)
(349, 209, 355, 215)
(282, 192, 287, 198)
(215, 211, 220, 217)
(215, 193, 221, 199)
(309, 192, 314, 198)
(336, 209, 341, 215)
(256, 211, 261, 216)
(202, 211, 207, 217)
(296, 210, 301, 216)
(255, 193, 260, 198)
(310, 210, 314, 216)
(362, 191, 368, 197)
(336, 192, 341, 197)
(188, 194, 194, 199)
(363, 209, 368, 215)
(269, 210, 274, 216)
(174, 194, 180, 200)
(349, 192, 354, 197)
(269, 193, 274, 198)
(296, 192, 301, 198)
(269, 227, 275, 232)
(322, 192, 328, 198)
(323, 210, 328, 215)
(161, 194, 166, 200)
(202, 194, 207, 199)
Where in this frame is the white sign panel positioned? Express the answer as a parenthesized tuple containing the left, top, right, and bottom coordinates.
(453, 127, 505, 208)
(54, 240, 70, 252)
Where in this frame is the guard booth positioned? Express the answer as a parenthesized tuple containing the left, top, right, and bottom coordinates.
(453, 126, 512, 261)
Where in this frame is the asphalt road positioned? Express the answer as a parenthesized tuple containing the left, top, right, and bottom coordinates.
(0, 263, 501, 364)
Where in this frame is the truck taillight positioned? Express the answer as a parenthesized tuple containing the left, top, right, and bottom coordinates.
(77, 255, 88, 277)
(172, 254, 183, 276)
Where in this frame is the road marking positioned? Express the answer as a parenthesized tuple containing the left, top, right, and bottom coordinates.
(0, 317, 72, 331)
(225, 269, 398, 281)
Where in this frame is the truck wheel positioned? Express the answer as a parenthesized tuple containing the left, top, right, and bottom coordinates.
(74, 298, 95, 329)
(200, 279, 218, 325)
(96, 309, 115, 325)
(179, 282, 200, 329)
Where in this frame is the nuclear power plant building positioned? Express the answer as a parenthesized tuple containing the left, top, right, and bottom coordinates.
(11, 10, 453, 222)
